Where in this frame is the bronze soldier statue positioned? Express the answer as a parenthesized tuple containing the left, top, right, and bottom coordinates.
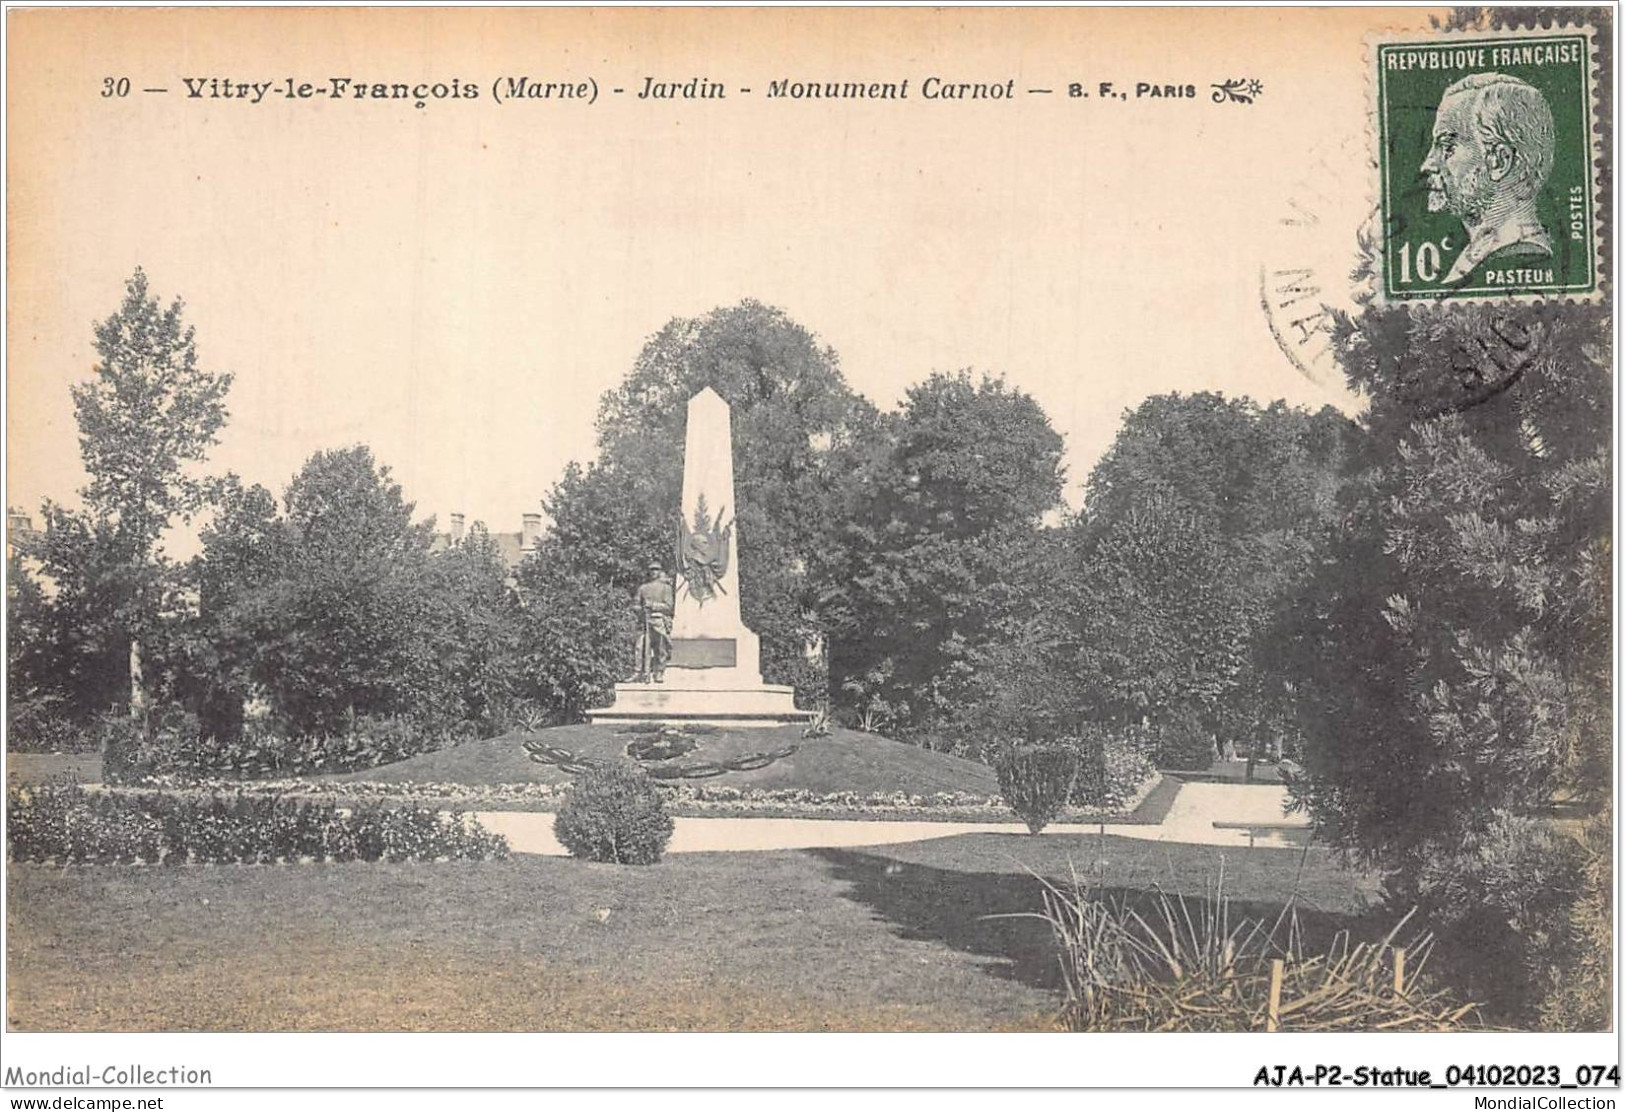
(635, 561, 674, 682)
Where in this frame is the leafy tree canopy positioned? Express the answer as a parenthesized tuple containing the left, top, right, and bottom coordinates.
(72, 268, 233, 556)
(1046, 394, 1357, 741)
(1284, 301, 1611, 864)
(829, 371, 1066, 735)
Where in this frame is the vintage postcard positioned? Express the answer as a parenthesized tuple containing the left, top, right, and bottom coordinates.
(2, 4, 1616, 1100)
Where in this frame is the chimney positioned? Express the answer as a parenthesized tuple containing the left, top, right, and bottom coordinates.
(449, 512, 465, 544)
(521, 512, 542, 551)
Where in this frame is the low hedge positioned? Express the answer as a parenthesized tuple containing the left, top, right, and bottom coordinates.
(6, 784, 508, 865)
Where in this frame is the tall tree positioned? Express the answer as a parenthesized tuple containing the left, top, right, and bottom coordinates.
(29, 269, 232, 716)
(14, 508, 131, 719)
(1084, 393, 1353, 545)
(420, 523, 525, 735)
(828, 371, 1065, 737)
(1066, 394, 1356, 749)
(230, 446, 441, 735)
(1280, 283, 1610, 1018)
(72, 269, 233, 556)
(1068, 492, 1255, 733)
(181, 475, 289, 738)
(193, 463, 534, 740)
(1284, 300, 1610, 840)
(512, 556, 638, 726)
(6, 546, 66, 712)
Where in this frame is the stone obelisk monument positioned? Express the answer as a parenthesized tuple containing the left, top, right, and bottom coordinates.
(668, 386, 759, 681)
(588, 387, 808, 726)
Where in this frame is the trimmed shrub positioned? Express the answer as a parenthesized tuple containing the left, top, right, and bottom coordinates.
(6, 784, 508, 865)
(554, 763, 674, 865)
(994, 743, 1079, 834)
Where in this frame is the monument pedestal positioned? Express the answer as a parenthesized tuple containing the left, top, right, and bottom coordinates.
(590, 631, 812, 727)
(586, 386, 812, 729)
(587, 678, 809, 728)
(589, 626, 811, 728)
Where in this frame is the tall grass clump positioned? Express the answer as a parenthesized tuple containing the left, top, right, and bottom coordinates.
(1020, 864, 1484, 1032)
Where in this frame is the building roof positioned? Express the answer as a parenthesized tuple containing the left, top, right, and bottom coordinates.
(6, 509, 41, 561)
(427, 521, 533, 571)
(489, 532, 525, 570)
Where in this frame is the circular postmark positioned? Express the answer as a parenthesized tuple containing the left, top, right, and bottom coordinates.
(1258, 136, 1376, 389)
(1259, 135, 1554, 419)
(1399, 309, 1547, 418)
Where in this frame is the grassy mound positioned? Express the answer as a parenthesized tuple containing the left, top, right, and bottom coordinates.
(331, 724, 1000, 797)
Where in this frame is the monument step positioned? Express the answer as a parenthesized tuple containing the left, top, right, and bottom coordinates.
(587, 681, 813, 727)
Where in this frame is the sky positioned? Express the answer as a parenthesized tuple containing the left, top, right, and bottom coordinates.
(7, 7, 1415, 554)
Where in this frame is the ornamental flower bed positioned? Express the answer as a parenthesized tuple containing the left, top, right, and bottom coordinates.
(157, 769, 1162, 823)
(7, 784, 508, 866)
(100, 711, 470, 786)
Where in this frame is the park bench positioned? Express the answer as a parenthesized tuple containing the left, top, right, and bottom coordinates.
(1211, 820, 1311, 849)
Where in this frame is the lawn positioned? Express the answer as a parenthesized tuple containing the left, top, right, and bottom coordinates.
(6, 832, 1378, 1032)
(6, 751, 100, 787)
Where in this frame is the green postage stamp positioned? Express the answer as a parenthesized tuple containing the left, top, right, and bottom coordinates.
(1373, 27, 1601, 302)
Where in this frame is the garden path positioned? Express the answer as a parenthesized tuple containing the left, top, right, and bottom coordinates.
(475, 782, 1309, 856)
